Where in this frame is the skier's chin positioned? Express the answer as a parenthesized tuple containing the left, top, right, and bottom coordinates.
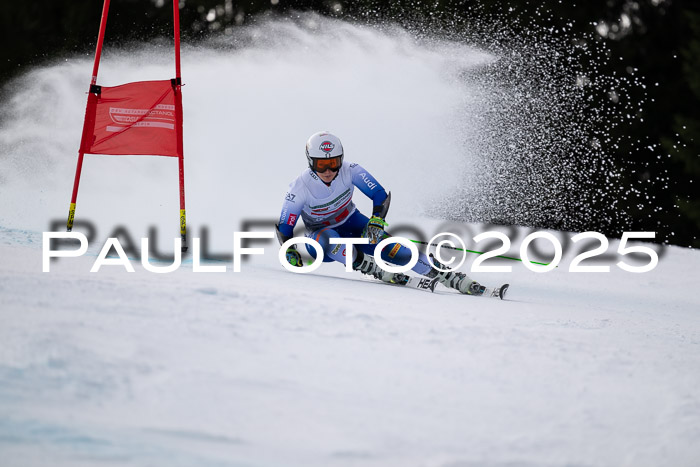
(318, 171, 336, 183)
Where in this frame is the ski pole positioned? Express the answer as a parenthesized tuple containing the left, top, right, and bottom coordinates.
(409, 239, 553, 267)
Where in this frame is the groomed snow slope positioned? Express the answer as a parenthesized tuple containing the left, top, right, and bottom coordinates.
(1, 16, 700, 467)
(1, 227, 700, 467)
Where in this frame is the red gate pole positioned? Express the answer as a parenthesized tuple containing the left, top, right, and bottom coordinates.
(67, 0, 111, 231)
(173, 0, 187, 252)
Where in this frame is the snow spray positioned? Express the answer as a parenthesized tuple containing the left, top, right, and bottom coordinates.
(1, 12, 640, 253)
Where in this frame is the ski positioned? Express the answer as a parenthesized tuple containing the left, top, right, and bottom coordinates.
(370, 275, 508, 299)
(371, 273, 438, 292)
(351, 255, 507, 298)
(434, 281, 510, 299)
(404, 275, 439, 292)
(483, 283, 509, 300)
(344, 272, 439, 292)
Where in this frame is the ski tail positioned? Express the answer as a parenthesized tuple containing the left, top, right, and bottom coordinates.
(482, 283, 509, 299)
(499, 284, 509, 300)
(405, 275, 439, 292)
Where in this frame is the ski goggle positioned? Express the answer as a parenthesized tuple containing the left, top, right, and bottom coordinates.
(311, 156, 343, 173)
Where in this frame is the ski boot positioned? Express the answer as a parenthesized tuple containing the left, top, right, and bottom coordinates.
(352, 250, 409, 285)
(427, 253, 486, 295)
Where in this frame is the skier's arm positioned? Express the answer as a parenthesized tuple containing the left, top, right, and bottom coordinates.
(350, 164, 389, 217)
(276, 187, 304, 243)
(350, 164, 392, 244)
(277, 204, 302, 241)
(365, 191, 391, 243)
(372, 191, 391, 218)
(276, 188, 305, 267)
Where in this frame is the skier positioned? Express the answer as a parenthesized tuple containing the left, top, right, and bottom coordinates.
(275, 131, 488, 295)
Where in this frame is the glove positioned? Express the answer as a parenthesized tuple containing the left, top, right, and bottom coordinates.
(363, 216, 388, 244)
(285, 247, 303, 267)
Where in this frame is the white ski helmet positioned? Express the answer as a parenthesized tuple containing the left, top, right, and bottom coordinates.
(305, 131, 344, 172)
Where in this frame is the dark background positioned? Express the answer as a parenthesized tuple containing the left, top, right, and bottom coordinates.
(2, 0, 698, 247)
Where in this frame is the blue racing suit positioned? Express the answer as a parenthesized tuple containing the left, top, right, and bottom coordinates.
(277, 162, 433, 275)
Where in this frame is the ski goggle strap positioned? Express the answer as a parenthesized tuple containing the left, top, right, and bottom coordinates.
(311, 156, 343, 172)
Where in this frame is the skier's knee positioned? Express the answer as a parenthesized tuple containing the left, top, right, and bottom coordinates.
(378, 242, 412, 266)
(306, 228, 341, 262)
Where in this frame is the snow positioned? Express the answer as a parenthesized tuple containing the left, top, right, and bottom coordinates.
(1, 16, 700, 467)
(2, 228, 700, 466)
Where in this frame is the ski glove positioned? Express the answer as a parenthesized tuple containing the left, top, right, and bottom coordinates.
(285, 248, 303, 267)
(363, 216, 388, 244)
